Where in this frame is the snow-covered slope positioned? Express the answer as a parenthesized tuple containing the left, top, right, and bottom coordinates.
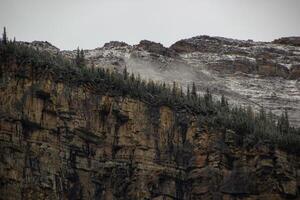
(170, 36, 300, 126)
(27, 36, 300, 126)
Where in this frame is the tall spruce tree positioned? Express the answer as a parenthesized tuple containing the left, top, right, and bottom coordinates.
(259, 107, 266, 122)
(204, 88, 212, 107)
(75, 47, 81, 67)
(80, 49, 85, 66)
(123, 66, 128, 80)
(191, 82, 197, 99)
(180, 86, 184, 98)
(2, 27, 7, 45)
(187, 85, 190, 100)
(278, 109, 290, 134)
(172, 82, 177, 97)
(75, 47, 85, 68)
(221, 94, 228, 108)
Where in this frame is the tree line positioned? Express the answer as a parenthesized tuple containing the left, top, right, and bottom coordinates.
(1, 27, 300, 153)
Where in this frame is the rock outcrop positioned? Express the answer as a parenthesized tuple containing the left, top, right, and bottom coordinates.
(170, 35, 300, 78)
(20, 41, 60, 54)
(0, 63, 299, 200)
(135, 40, 178, 58)
(273, 37, 300, 47)
(17, 35, 300, 127)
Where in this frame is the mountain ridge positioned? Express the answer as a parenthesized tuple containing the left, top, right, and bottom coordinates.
(23, 35, 300, 78)
(1, 40, 300, 199)
(21, 35, 300, 126)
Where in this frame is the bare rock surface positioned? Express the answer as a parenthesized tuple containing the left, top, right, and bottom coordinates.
(53, 35, 300, 126)
(0, 65, 299, 199)
(273, 37, 300, 47)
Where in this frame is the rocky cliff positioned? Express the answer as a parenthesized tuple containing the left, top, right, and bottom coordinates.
(0, 56, 300, 200)
(57, 36, 300, 127)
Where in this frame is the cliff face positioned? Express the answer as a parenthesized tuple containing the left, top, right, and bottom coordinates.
(55, 36, 300, 127)
(0, 65, 299, 200)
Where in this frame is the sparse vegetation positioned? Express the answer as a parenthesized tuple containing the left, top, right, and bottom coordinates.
(1, 28, 299, 153)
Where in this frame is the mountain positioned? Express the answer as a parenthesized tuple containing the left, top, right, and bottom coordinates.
(53, 36, 300, 127)
(1, 36, 300, 200)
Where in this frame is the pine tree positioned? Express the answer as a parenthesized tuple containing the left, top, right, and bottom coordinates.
(75, 47, 81, 67)
(204, 88, 212, 107)
(191, 82, 197, 99)
(180, 86, 184, 98)
(162, 82, 166, 90)
(123, 66, 128, 80)
(172, 82, 177, 97)
(246, 106, 254, 133)
(80, 49, 85, 66)
(259, 107, 266, 122)
(130, 73, 135, 82)
(284, 109, 289, 128)
(2, 27, 7, 45)
(221, 94, 228, 108)
(91, 61, 95, 72)
(74, 47, 85, 68)
(246, 106, 254, 119)
(278, 109, 290, 134)
(137, 73, 141, 82)
(267, 111, 274, 124)
(187, 85, 190, 100)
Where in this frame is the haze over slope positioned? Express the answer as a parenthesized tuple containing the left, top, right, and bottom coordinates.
(26, 36, 300, 126)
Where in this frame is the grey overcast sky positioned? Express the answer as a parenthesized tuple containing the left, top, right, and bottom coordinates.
(0, 0, 300, 50)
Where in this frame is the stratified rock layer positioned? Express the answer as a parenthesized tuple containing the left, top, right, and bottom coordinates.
(0, 65, 299, 200)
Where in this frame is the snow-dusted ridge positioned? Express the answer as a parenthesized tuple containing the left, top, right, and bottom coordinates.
(22, 36, 300, 126)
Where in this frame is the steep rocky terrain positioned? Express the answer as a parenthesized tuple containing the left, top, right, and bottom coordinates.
(1, 36, 300, 200)
(57, 36, 300, 126)
(1, 58, 300, 200)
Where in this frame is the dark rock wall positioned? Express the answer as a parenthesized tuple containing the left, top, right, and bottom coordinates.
(0, 73, 299, 200)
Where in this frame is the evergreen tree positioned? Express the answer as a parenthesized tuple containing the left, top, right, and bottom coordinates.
(91, 61, 95, 72)
(74, 47, 85, 68)
(180, 86, 184, 98)
(130, 73, 135, 82)
(246, 106, 254, 133)
(162, 82, 166, 90)
(204, 88, 212, 107)
(284, 109, 289, 128)
(221, 94, 228, 108)
(267, 111, 275, 125)
(80, 49, 85, 66)
(187, 84, 190, 100)
(278, 109, 290, 134)
(191, 82, 197, 99)
(172, 81, 177, 97)
(123, 66, 128, 80)
(137, 73, 141, 82)
(259, 107, 266, 122)
(2, 27, 7, 45)
(75, 47, 81, 67)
